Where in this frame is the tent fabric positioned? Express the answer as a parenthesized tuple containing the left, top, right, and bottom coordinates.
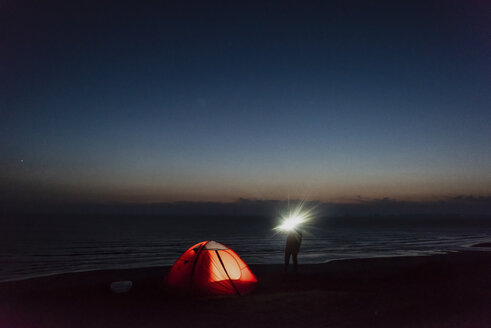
(167, 241, 257, 295)
(203, 240, 228, 250)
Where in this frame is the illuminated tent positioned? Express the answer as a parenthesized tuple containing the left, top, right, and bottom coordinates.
(167, 241, 257, 295)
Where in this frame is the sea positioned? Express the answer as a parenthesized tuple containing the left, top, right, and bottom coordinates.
(1, 215, 491, 283)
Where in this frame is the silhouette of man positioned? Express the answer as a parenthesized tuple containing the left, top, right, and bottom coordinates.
(284, 229, 302, 272)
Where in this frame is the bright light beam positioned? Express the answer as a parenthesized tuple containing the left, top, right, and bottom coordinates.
(274, 202, 314, 232)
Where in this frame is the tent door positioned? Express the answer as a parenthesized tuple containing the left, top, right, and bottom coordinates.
(215, 250, 241, 296)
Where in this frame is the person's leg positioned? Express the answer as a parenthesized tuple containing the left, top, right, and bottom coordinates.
(284, 248, 291, 272)
(292, 251, 298, 272)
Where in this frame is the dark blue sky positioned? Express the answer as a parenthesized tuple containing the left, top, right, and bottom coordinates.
(1, 1, 490, 203)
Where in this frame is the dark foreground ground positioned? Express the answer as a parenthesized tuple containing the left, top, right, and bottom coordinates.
(1, 251, 491, 328)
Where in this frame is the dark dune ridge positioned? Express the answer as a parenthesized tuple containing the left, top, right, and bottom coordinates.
(1, 251, 490, 328)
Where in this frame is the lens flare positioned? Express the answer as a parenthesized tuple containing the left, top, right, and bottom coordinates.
(274, 202, 314, 232)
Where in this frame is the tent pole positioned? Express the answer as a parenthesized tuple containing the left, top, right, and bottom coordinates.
(190, 242, 206, 292)
(215, 250, 241, 296)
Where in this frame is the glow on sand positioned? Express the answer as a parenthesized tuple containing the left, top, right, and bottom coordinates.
(274, 204, 314, 232)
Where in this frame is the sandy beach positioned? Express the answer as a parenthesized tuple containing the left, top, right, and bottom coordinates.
(1, 250, 490, 328)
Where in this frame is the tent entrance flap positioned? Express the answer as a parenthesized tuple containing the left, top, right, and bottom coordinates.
(215, 250, 241, 296)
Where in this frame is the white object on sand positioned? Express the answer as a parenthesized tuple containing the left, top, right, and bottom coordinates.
(110, 280, 133, 293)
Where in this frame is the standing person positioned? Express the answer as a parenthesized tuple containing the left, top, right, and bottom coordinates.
(284, 229, 302, 272)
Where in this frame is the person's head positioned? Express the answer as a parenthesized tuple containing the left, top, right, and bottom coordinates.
(287, 229, 301, 237)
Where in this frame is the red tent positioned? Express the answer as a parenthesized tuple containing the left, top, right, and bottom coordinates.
(167, 241, 257, 295)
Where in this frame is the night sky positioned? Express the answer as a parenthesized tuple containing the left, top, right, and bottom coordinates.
(1, 1, 490, 205)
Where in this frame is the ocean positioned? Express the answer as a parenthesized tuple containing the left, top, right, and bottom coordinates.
(1, 215, 490, 282)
